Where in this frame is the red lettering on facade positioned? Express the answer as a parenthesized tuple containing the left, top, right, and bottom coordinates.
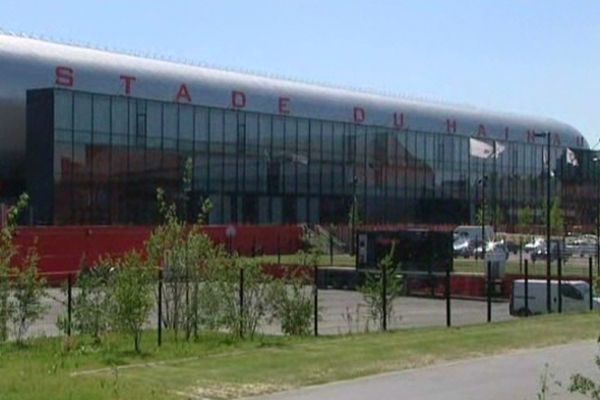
(55, 66, 74, 87)
(393, 112, 405, 129)
(353, 107, 365, 123)
(232, 90, 246, 108)
(278, 97, 290, 114)
(120, 75, 136, 96)
(446, 119, 457, 133)
(176, 84, 192, 103)
(477, 124, 486, 137)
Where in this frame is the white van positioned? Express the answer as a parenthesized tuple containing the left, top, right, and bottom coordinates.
(510, 279, 600, 316)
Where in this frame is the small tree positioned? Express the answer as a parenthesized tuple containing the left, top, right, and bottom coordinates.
(0, 193, 29, 342)
(68, 258, 115, 343)
(518, 206, 535, 233)
(11, 248, 47, 344)
(270, 238, 321, 336)
(218, 258, 272, 339)
(475, 203, 491, 226)
(111, 252, 154, 353)
(550, 197, 565, 236)
(348, 195, 363, 228)
(148, 187, 220, 341)
(359, 244, 403, 331)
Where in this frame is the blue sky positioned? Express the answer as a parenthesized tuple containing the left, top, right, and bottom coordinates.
(1, 1, 599, 145)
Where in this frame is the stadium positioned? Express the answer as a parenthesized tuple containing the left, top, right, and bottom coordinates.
(0, 32, 596, 229)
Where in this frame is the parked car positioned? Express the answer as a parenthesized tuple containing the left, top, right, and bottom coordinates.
(524, 237, 544, 254)
(504, 240, 520, 254)
(453, 238, 474, 258)
(510, 279, 600, 316)
(565, 235, 597, 257)
(473, 241, 509, 261)
(530, 240, 571, 263)
(453, 225, 494, 245)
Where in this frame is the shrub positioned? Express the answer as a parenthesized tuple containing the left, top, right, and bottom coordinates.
(111, 252, 154, 353)
(217, 258, 272, 339)
(69, 258, 115, 343)
(0, 193, 28, 342)
(359, 244, 403, 330)
(270, 269, 313, 336)
(11, 248, 47, 344)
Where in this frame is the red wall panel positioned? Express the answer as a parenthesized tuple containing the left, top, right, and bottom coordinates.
(12, 225, 303, 282)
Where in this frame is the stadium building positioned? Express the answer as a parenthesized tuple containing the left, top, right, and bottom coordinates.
(0, 33, 596, 229)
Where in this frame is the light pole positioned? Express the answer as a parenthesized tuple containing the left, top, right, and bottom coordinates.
(350, 175, 358, 255)
(478, 175, 488, 261)
(593, 154, 600, 271)
(534, 131, 552, 314)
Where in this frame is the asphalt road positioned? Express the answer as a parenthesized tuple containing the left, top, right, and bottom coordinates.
(254, 341, 598, 400)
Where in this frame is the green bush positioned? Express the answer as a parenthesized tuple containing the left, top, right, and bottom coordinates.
(359, 244, 403, 330)
(111, 252, 154, 353)
(11, 248, 47, 344)
(270, 268, 314, 336)
(66, 258, 115, 343)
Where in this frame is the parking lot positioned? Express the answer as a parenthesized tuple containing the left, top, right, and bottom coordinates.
(26, 288, 512, 340)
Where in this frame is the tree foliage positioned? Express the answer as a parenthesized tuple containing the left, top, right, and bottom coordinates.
(11, 248, 47, 344)
(359, 244, 403, 330)
(67, 258, 115, 342)
(270, 234, 321, 336)
(518, 206, 535, 233)
(0, 194, 48, 344)
(348, 196, 363, 228)
(111, 252, 154, 353)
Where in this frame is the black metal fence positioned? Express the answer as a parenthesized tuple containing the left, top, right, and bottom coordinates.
(5, 254, 597, 343)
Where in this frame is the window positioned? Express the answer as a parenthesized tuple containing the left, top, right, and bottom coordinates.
(561, 284, 583, 300)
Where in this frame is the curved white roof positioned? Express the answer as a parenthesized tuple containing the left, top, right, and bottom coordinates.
(0, 32, 588, 172)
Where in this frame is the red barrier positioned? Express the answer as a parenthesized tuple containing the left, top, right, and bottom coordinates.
(12, 225, 303, 281)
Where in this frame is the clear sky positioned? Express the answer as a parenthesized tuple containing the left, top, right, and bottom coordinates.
(1, 1, 599, 146)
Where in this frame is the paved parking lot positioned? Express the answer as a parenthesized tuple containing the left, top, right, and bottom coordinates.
(25, 288, 512, 339)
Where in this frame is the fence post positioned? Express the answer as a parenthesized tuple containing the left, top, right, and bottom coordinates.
(487, 261, 492, 323)
(557, 251, 562, 314)
(589, 257, 594, 311)
(185, 252, 190, 339)
(158, 268, 163, 347)
(446, 260, 451, 327)
(313, 265, 318, 337)
(382, 262, 387, 331)
(67, 273, 73, 337)
(519, 237, 523, 274)
(329, 234, 334, 266)
(524, 259, 529, 317)
(277, 236, 281, 265)
(239, 266, 245, 339)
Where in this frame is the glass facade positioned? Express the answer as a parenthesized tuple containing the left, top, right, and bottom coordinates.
(26, 88, 598, 229)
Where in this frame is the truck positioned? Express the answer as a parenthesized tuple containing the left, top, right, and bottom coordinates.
(510, 279, 600, 316)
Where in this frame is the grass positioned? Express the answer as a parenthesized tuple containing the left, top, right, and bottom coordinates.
(253, 253, 356, 267)
(453, 258, 594, 277)
(251, 252, 594, 278)
(1, 313, 599, 400)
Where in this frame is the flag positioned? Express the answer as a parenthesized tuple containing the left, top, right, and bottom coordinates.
(566, 148, 579, 166)
(469, 138, 494, 159)
(493, 141, 506, 158)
